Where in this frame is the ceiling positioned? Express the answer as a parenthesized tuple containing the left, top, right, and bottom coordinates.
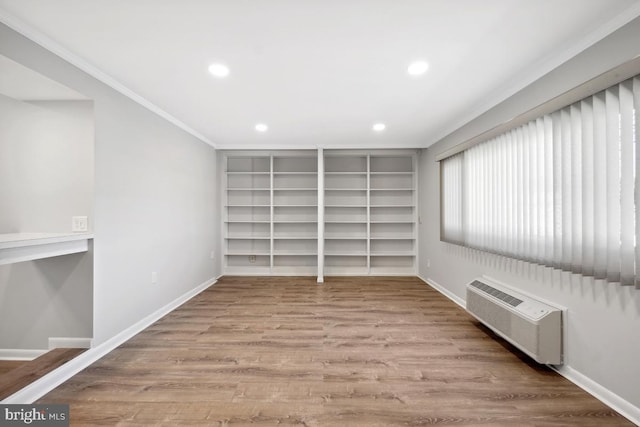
(1, 1, 639, 150)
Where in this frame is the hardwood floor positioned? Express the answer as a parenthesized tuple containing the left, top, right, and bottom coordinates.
(38, 276, 631, 426)
(0, 360, 26, 376)
(0, 348, 85, 400)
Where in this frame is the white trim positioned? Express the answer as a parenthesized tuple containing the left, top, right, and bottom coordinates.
(551, 365, 640, 426)
(418, 275, 465, 308)
(0, 9, 216, 149)
(2, 277, 217, 404)
(0, 349, 47, 361)
(48, 337, 92, 350)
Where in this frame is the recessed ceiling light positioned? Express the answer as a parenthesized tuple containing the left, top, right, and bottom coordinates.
(373, 123, 386, 132)
(208, 63, 230, 78)
(407, 60, 429, 76)
(255, 123, 268, 132)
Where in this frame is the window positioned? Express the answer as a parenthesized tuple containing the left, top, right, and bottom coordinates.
(441, 76, 640, 287)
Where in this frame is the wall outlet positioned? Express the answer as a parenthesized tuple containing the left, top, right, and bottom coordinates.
(249, 255, 256, 263)
(210, 251, 215, 260)
(427, 258, 431, 268)
(72, 216, 88, 232)
(151, 272, 158, 284)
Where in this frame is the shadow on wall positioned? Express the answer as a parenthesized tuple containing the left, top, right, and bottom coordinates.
(0, 249, 93, 350)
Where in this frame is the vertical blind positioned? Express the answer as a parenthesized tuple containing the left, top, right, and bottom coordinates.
(441, 76, 640, 288)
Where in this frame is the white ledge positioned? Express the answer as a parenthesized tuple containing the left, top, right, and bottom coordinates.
(0, 233, 94, 265)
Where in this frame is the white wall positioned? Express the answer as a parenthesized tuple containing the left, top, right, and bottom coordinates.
(419, 17, 640, 415)
(0, 23, 220, 346)
(0, 96, 93, 232)
(0, 95, 94, 350)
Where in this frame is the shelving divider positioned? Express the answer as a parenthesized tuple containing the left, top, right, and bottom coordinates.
(269, 155, 274, 274)
(366, 154, 371, 273)
(317, 148, 324, 283)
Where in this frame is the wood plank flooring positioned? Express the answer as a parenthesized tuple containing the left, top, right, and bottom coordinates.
(37, 276, 632, 426)
(0, 360, 26, 376)
(0, 348, 85, 400)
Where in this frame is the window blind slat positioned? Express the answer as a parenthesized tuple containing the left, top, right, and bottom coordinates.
(544, 115, 554, 265)
(560, 108, 572, 271)
(581, 99, 595, 277)
(552, 110, 563, 270)
(570, 104, 583, 274)
(592, 92, 608, 279)
(605, 87, 621, 283)
(619, 80, 635, 286)
(634, 77, 640, 290)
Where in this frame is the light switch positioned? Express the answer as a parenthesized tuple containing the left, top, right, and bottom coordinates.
(72, 216, 88, 232)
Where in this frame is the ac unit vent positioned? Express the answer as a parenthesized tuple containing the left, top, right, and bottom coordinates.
(466, 278, 563, 365)
(470, 280, 523, 307)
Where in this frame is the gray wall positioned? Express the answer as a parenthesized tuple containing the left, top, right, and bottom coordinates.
(0, 23, 220, 346)
(0, 95, 94, 350)
(419, 18, 640, 409)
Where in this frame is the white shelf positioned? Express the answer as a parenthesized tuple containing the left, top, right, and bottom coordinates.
(273, 204, 317, 207)
(274, 172, 317, 175)
(370, 220, 414, 224)
(370, 251, 415, 256)
(226, 204, 271, 207)
(274, 236, 318, 239)
(370, 235, 414, 240)
(0, 233, 94, 265)
(273, 187, 317, 191)
(225, 251, 270, 256)
(325, 172, 367, 175)
(369, 171, 413, 175)
(226, 172, 270, 175)
(370, 204, 414, 208)
(324, 234, 367, 239)
(273, 220, 316, 223)
(226, 187, 270, 191)
(273, 251, 317, 256)
(369, 188, 414, 191)
(325, 252, 367, 256)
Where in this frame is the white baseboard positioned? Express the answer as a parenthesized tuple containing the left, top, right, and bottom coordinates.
(418, 274, 639, 426)
(48, 337, 92, 350)
(0, 349, 47, 361)
(2, 277, 217, 404)
(551, 365, 640, 426)
(418, 275, 466, 309)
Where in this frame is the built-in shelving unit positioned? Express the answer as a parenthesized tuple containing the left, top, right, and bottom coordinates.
(368, 154, 417, 275)
(324, 152, 416, 276)
(223, 152, 318, 275)
(224, 155, 272, 275)
(324, 154, 369, 275)
(222, 149, 416, 277)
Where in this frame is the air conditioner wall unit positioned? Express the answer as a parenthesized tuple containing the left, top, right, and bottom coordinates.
(465, 277, 563, 365)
